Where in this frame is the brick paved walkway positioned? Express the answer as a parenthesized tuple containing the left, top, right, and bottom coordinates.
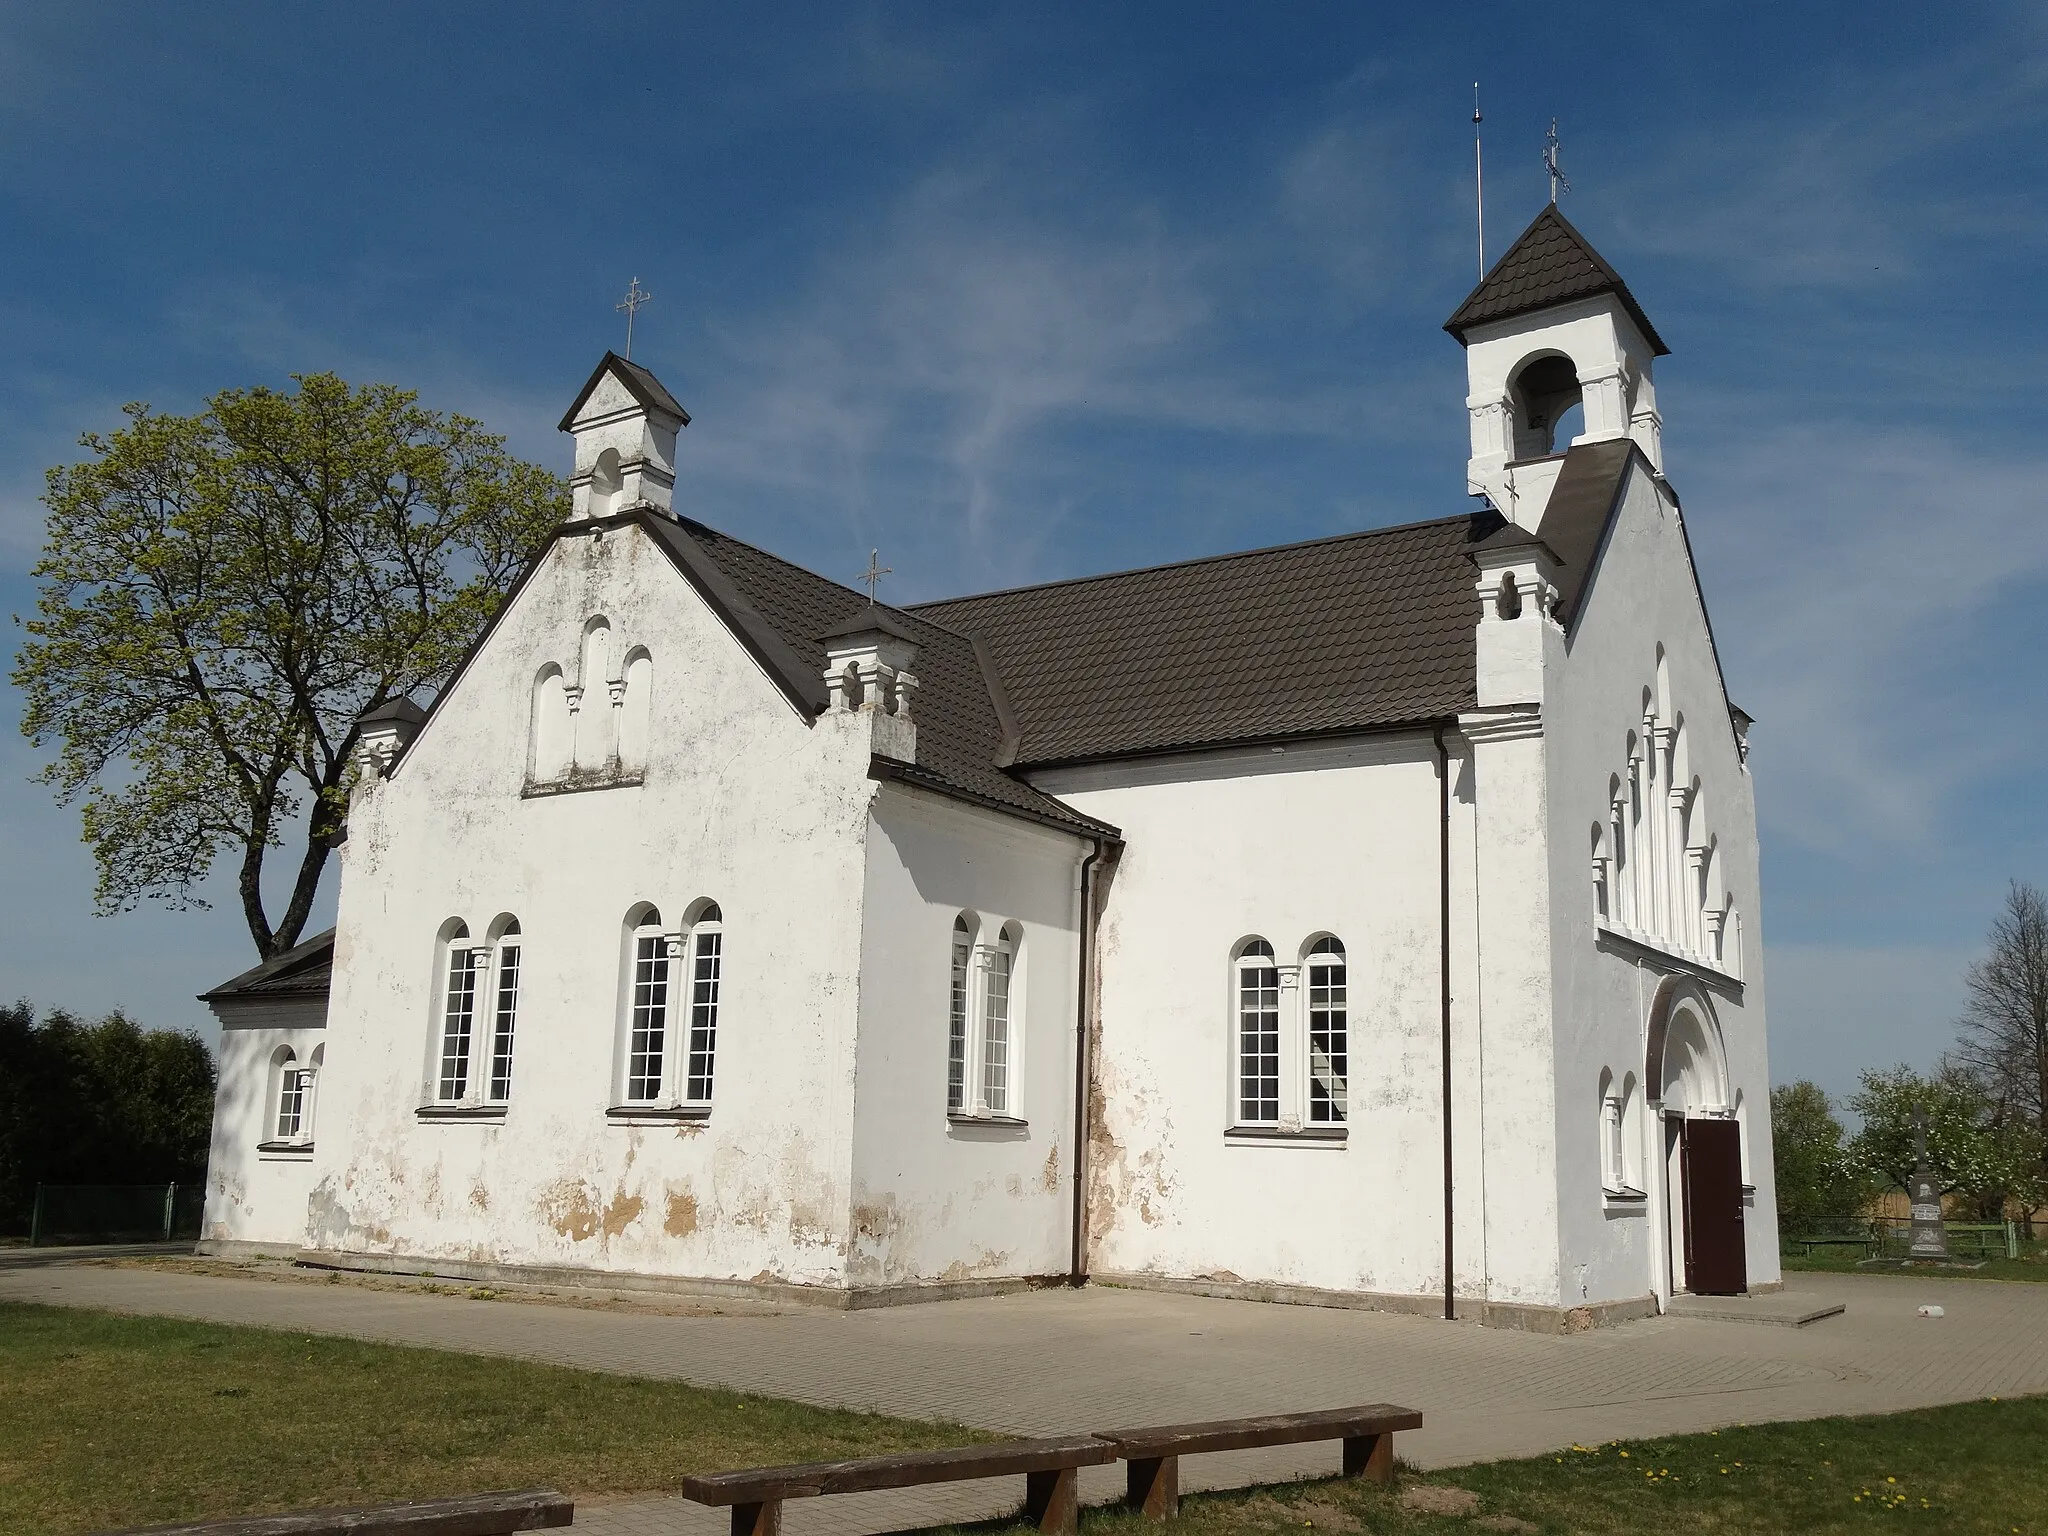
(7, 1261, 2046, 1536)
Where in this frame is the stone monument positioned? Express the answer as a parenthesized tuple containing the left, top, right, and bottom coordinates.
(1906, 1106, 1949, 1260)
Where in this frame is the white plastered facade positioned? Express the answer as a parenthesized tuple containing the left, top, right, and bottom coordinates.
(201, 261, 1776, 1321)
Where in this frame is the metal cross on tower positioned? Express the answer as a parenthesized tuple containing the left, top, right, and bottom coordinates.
(856, 549, 892, 604)
(615, 277, 653, 358)
(1543, 118, 1569, 205)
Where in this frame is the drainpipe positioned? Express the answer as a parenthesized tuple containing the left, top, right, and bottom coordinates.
(1434, 722, 1456, 1322)
(1069, 841, 1103, 1286)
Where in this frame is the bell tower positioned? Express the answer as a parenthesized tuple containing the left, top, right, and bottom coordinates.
(1445, 206, 1668, 529)
(557, 352, 691, 521)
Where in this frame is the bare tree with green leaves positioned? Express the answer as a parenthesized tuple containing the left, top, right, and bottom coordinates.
(13, 374, 566, 959)
(1955, 880, 2048, 1188)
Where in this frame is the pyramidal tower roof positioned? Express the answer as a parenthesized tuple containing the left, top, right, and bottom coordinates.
(1444, 205, 1668, 356)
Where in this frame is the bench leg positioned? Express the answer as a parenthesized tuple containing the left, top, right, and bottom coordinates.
(1341, 1432, 1393, 1487)
(1025, 1467, 1081, 1536)
(1126, 1455, 1179, 1520)
(731, 1499, 782, 1536)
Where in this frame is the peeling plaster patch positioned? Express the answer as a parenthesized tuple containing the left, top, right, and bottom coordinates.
(537, 1178, 645, 1245)
(1041, 1142, 1060, 1194)
(664, 1186, 700, 1237)
(469, 1180, 490, 1213)
(939, 1249, 1009, 1281)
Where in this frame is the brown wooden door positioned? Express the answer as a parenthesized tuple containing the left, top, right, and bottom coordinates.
(1681, 1118, 1747, 1295)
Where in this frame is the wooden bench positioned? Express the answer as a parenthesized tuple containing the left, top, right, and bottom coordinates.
(1791, 1234, 1875, 1259)
(1094, 1405, 1424, 1519)
(680, 1436, 1117, 1536)
(99, 1488, 573, 1535)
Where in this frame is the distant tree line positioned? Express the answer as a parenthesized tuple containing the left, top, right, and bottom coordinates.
(0, 1002, 215, 1234)
(1774, 881, 2048, 1227)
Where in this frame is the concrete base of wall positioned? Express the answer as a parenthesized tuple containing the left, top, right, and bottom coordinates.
(292, 1247, 1069, 1310)
(1094, 1269, 1663, 1333)
(195, 1239, 307, 1262)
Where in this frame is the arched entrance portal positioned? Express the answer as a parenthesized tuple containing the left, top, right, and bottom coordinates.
(1645, 978, 1746, 1297)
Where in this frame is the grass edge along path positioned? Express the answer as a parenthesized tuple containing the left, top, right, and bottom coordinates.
(0, 1300, 997, 1535)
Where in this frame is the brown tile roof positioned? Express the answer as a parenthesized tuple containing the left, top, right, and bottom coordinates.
(199, 928, 335, 1001)
(1537, 438, 1639, 625)
(644, 516, 1115, 837)
(910, 512, 1501, 768)
(1444, 205, 1669, 356)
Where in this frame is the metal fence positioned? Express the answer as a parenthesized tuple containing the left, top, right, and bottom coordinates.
(1780, 1215, 2029, 1261)
(27, 1183, 205, 1245)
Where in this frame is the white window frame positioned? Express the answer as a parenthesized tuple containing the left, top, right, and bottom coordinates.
(1234, 940, 1283, 1128)
(681, 907, 723, 1108)
(484, 928, 522, 1104)
(274, 1051, 316, 1145)
(435, 939, 489, 1103)
(948, 915, 1025, 1122)
(621, 919, 680, 1106)
(1304, 937, 1348, 1126)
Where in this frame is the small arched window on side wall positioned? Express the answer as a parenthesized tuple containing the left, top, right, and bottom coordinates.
(623, 907, 671, 1104)
(978, 922, 1020, 1117)
(1305, 936, 1348, 1125)
(682, 901, 723, 1107)
(485, 917, 522, 1103)
(1235, 939, 1280, 1126)
(1598, 1068, 1622, 1193)
(270, 1045, 313, 1145)
(947, 914, 975, 1113)
(432, 920, 486, 1102)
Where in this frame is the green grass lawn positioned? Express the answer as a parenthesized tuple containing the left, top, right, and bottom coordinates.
(5, 1300, 2046, 1536)
(0, 1301, 991, 1534)
(1059, 1393, 2048, 1535)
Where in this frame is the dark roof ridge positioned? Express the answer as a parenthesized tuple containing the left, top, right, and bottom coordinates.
(910, 509, 1481, 612)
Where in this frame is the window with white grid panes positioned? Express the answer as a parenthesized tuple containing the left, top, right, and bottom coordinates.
(626, 914, 671, 1102)
(1305, 936, 1348, 1124)
(487, 924, 521, 1103)
(436, 934, 485, 1101)
(275, 1054, 309, 1140)
(980, 928, 1014, 1115)
(1237, 940, 1280, 1123)
(947, 915, 972, 1112)
(684, 907, 722, 1104)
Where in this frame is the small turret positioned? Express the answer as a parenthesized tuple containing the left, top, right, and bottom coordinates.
(1445, 206, 1667, 528)
(557, 353, 690, 520)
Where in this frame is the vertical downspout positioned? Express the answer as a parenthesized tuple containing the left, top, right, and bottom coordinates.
(1435, 722, 1456, 1322)
(1069, 841, 1102, 1285)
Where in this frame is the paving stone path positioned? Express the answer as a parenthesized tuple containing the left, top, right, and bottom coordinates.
(7, 1260, 2046, 1536)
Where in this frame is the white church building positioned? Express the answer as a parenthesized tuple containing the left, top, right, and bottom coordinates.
(200, 206, 1779, 1330)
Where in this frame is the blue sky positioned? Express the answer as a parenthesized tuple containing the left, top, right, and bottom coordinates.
(3, 4, 2044, 1104)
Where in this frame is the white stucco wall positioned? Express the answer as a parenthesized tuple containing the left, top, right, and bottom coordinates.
(308, 521, 880, 1287)
(847, 787, 1087, 1286)
(201, 1010, 324, 1250)
(1539, 459, 1779, 1304)
(1039, 738, 1454, 1299)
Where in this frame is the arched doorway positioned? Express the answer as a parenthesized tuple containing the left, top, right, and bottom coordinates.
(1645, 979, 1746, 1297)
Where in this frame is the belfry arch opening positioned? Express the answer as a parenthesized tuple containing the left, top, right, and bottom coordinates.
(1509, 353, 1583, 457)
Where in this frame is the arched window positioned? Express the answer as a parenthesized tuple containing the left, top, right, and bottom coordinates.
(574, 618, 615, 772)
(1510, 353, 1583, 456)
(436, 921, 484, 1102)
(980, 923, 1018, 1116)
(625, 908, 670, 1104)
(947, 914, 973, 1112)
(1236, 939, 1280, 1125)
(486, 918, 522, 1103)
(1598, 1068, 1623, 1193)
(1619, 1072, 1642, 1194)
(1305, 937, 1347, 1125)
(273, 1046, 311, 1143)
(684, 903, 723, 1106)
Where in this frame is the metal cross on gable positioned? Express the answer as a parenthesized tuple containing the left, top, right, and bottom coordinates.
(615, 277, 652, 358)
(856, 549, 892, 603)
